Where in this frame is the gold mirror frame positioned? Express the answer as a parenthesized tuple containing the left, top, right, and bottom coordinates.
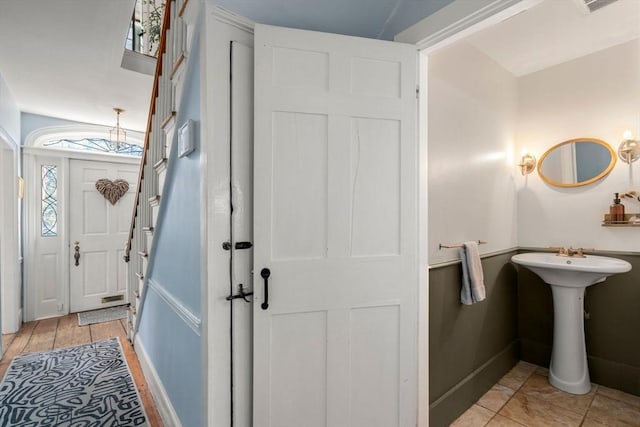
(537, 137, 616, 187)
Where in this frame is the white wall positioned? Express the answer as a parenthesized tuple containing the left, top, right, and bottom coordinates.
(428, 42, 518, 265)
(0, 139, 21, 333)
(0, 73, 20, 144)
(0, 72, 22, 334)
(517, 39, 640, 251)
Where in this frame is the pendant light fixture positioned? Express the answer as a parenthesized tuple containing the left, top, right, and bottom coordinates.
(109, 108, 127, 149)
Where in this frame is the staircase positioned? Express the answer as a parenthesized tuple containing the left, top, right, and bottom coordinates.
(124, 0, 190, 342)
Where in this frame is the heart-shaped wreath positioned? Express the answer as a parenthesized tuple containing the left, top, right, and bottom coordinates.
(95, 179, 130, 205)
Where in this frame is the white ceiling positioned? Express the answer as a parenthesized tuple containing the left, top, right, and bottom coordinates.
(0, 0, 455, 133)
(0, 0, 153, 132)
(466, 0, 640, 77)
(2, 0, 636, 134)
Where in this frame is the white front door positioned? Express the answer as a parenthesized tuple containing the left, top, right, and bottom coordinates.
(253, 24, 418, 427)
(69, 159, 138, 313)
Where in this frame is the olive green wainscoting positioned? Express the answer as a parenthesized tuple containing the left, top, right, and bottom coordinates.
(429, 251, 519, 427)
(429, 250, 640, 426)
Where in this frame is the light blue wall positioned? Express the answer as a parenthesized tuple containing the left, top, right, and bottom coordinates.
(20, 113, 92, 146)
(0, 73, 20, 144)
(137, 288, 203, 424)
(137, 30, 203, 427)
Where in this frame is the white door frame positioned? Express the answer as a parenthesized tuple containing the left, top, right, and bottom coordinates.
(416, 51, 429, 427)
(229, 40, 254, 427)
(198, 1, 545, 426)
(202, 6, 255, 427)
(397, 1, 545, 425)
(394, 0, 544, 52)
(0, 127, 22, 335)
(23, 147, 140, 321)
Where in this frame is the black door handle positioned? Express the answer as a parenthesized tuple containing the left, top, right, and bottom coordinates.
(260, 268, 270, 310)
(74, 241, 81, 266)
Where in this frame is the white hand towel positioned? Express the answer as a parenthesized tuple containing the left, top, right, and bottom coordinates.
(459, 241, 486, 305)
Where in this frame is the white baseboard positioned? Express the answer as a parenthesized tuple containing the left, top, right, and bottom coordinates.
(15, 308, 22, 332)
(3, 308, 23, 334)
(134, 335, 182, 427)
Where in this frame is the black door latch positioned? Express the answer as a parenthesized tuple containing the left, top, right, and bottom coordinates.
(226, 284, 253, 303)
(222, 241, 253, 251)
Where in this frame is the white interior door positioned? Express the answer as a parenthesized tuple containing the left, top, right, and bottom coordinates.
(253, 24, 418, 427)
(69, 159, 138, 313)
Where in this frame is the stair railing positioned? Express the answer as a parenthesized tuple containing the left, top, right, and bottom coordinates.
(124, 0, 187, 341)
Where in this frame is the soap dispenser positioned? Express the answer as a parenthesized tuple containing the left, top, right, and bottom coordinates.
(610, 193, 625, 223)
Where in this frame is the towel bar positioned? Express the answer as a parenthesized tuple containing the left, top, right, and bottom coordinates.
(439, 240, 487, 250)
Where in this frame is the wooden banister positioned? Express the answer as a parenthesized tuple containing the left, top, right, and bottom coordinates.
(125, 0, 173, 259)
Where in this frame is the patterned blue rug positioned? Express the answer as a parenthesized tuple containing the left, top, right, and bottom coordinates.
(0, 338, 148, 426)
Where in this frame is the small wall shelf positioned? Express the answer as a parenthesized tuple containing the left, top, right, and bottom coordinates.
(602, 213, 640, 227)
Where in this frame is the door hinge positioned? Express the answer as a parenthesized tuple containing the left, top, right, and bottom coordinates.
(416, 85, 420, 99)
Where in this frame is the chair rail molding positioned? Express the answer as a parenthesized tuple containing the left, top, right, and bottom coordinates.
(146, 279, 201, 335)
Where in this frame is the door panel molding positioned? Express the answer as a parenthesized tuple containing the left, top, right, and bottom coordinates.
(69, 159, 137, 313)
(253, 24, 418, 427)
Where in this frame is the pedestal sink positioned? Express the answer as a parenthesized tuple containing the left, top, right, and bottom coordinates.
(511, 252, 631, 394)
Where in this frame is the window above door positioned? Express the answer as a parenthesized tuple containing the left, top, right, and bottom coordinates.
(25, 124, 145, 158)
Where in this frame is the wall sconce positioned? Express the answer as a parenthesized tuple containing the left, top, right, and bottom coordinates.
(618, 130, 640, 164)
(17, 176, 24, 199)
(518, 152, 537, 175)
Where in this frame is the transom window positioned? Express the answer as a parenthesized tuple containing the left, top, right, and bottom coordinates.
(26, 125, 145, 158)
(43, 138, 143, 157)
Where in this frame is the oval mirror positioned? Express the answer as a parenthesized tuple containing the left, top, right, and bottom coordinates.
(537, 138, 616, 187)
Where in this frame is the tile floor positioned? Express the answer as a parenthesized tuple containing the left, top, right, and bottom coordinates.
(451, 361, 640, 426)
